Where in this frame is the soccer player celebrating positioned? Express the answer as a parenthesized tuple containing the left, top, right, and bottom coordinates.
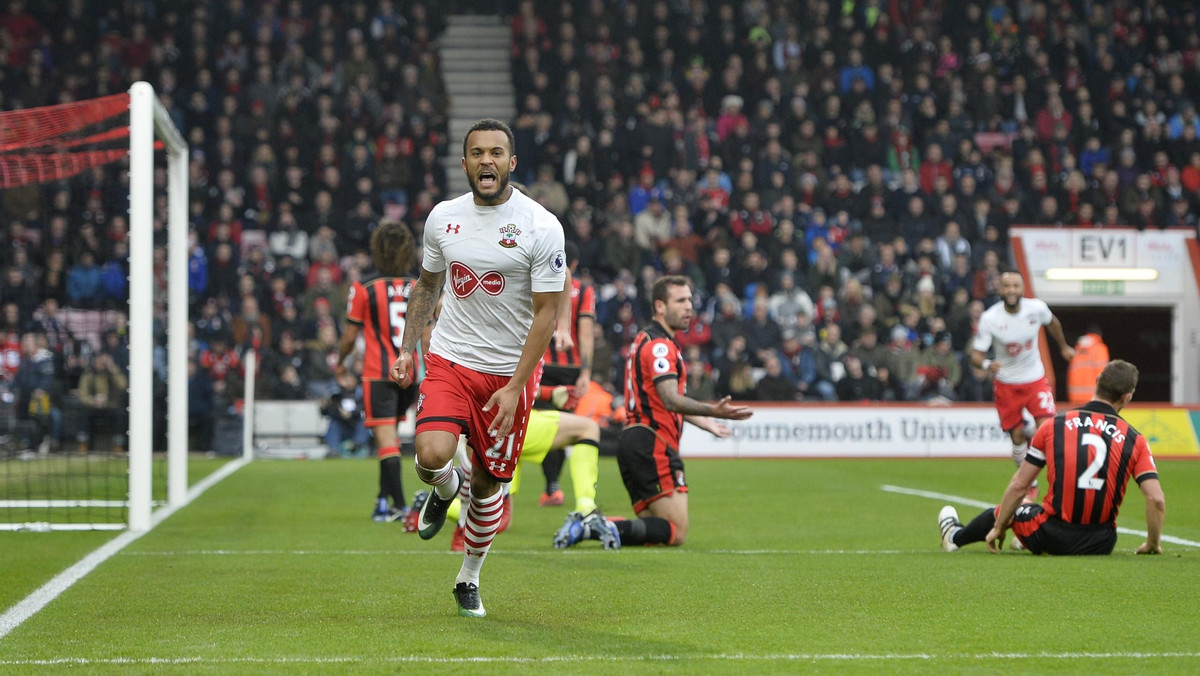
(561, 276, 752, 549)
(971, 271, 1074, 498)
(390, 119, 565, 618)
(337, 221, 419, 522)
(938, 360, 1165, 555)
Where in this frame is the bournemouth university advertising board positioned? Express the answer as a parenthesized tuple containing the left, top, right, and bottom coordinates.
(679, 404, 1200, 458)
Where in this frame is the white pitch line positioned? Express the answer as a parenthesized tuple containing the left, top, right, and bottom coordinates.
(3, 651, 1200, 666)
(0, 458, 250, 641)
(881, 484, 1200, 548)
(120, 548, 925, 557)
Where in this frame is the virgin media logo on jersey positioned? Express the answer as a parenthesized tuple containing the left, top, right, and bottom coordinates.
(1005, 340, 1033, 356)
(450, 261, 505, 299)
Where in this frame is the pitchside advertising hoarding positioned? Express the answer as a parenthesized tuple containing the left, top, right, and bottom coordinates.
(679, 404, 1200, 458)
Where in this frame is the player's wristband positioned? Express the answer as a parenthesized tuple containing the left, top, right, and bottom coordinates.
(981, 359, 992, 371)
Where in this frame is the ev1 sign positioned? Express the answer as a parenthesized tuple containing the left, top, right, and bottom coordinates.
(1072, 231, 1135, 267)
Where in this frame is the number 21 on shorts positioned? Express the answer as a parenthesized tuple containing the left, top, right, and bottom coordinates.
(485, 433, 515, 474)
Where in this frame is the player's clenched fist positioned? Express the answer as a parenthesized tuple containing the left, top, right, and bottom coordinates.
(390, 351, 415, 388)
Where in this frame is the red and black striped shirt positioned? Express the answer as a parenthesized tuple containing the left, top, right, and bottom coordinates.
(623, 320, 687, 445)
(345, 276, 416, 379)
(543, 278, 595, 368)
(1027, 401, 1158, 527)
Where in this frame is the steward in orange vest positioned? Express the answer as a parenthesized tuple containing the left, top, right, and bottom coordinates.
(1067, 330, 1109, 404)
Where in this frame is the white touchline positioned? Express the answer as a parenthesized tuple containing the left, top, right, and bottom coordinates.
(881, 484, 1200, 548)
(3, 652, 1200, 666)
(0, 458, 251, 641)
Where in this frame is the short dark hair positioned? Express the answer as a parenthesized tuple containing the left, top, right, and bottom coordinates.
(1095, 359, 1138, 402)
(651, 275, 691, 306)
(462, 118, 515, 158)
(370, 221, 415, 278)
(564, 240, 579, 267)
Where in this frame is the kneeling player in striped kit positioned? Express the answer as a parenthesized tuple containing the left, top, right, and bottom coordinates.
(559, 276, 752, 549)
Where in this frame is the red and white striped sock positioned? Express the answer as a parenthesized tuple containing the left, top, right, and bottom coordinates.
(415, 459, 458, 500)
(457, 488, 504, 586)
(456, 454, 473, 528)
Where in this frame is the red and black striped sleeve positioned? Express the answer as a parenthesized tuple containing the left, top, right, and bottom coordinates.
(577, 283, 596, 319)
(639, 337, 682, 386)
(1130, 435, 1158, 484)
(1026, 419, 1052, 468)
(345, 280, 367, 326)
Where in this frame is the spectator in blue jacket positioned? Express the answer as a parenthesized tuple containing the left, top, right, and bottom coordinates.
(100, 240, 129, 306)
(839, 49, 875, 93)
(67, 251, 103, 309)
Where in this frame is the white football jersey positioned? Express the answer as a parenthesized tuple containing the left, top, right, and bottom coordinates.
(422, 188, 566, 375)
(972, 297, 1053, 384)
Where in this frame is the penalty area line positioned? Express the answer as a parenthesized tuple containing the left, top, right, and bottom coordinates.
(881, 484, 1200, 548)
(4, 651, 1200, 666)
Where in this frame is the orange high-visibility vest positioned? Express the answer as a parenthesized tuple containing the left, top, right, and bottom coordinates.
(1066, 333, 1109, 404)
(575, 380, 619, 424)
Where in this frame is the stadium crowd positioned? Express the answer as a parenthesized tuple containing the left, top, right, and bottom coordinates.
(1, 0, 1199, 453)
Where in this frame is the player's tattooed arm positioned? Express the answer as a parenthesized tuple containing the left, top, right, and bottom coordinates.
(391, 268, 444, 387)
(655, 379, 753, 420)
(400, 268, 445, 354)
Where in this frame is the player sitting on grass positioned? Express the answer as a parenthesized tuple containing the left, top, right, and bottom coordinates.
(938, 359, 1165, 556)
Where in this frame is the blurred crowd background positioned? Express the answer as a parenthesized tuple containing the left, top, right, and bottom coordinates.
(1, 0, 1198, 452)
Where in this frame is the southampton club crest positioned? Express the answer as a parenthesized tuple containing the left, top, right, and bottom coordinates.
(499, 223, 521, 248)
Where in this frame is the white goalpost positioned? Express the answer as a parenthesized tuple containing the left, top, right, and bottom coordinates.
(128, 81, 189, 531)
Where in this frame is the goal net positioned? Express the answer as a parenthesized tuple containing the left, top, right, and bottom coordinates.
(0, 83, 191, 531)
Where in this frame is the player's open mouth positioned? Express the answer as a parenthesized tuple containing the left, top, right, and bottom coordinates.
(478, 171, 497, 189)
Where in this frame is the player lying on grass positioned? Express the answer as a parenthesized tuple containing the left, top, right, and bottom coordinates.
(559, 276, 753, 549)
(938, 359, 1165, 555)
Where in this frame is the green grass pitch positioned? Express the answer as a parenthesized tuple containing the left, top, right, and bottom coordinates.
(2, 455, 1198, 674)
